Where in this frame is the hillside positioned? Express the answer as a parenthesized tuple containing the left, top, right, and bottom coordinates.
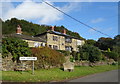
(2, 18, 84, 39)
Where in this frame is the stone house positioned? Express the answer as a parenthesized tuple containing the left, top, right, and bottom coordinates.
(4, 25, 85, 52)
(35, 26, 85, 52)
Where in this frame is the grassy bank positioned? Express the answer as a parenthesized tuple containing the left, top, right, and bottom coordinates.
(2, 65, 118, 82)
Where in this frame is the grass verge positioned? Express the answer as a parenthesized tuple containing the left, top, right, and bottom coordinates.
(1, 65, 118, 82)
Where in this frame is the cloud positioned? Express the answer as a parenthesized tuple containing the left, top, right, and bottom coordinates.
(1, 0, 80, 24)
(91, 18, 105, 23)
(60, 2, 81, 12)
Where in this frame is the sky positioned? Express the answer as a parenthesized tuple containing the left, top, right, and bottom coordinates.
(1, 0, 118, 40)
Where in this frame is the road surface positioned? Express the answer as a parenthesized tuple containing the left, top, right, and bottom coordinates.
(68, 69, 118, 82)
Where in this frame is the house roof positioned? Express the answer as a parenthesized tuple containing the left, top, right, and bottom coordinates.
(4, 34, 46, 42)
(35, 30, 83, 40)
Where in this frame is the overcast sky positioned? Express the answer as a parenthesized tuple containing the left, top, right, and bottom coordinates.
(1, 0, 118, 40)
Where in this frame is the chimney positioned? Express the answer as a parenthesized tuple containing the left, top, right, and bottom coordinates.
(16, 25, 22, 34)
(51, 26, 54, 31)
(63, 29, 66, 34)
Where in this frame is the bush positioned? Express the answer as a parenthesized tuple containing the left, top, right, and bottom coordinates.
(31, 47, 65, 69)
(112, 62, 118, 65)
(2, 37, 31, 62)
(78, 44, 102, 62)
(103, 51, 118, 61)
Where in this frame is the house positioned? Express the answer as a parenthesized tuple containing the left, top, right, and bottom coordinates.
(35, 26, 85, 52)
(4, 25, 85, 52)
(4, 25, 46, 48)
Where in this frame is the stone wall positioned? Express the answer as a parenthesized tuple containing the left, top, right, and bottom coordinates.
(74, 59, 115, 67)
(2, 54, 116, 71)
(2, 53, 32, 71)
(2, 55, 16, 71)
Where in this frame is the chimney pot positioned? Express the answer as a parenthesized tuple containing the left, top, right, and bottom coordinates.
(63, 29, 66, 34)
(16, 25, 22, 34)
(51, 26, 54, 31)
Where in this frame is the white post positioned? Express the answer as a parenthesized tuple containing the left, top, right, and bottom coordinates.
(22, 61, 23, 74)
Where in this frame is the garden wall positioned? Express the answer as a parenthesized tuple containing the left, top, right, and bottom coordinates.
(2, 54, 116, 71)
(74, 59, 115, 66)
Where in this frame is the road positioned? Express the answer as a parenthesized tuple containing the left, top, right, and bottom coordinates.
(68, 69, 118, 82)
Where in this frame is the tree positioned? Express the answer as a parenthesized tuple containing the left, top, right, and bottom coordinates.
(86, 39, 96, 46)
(2, 37, 31, 62)
(114, 35, 120, 46)
(96, 37, 114, 50)
(78, 44, 102, 62)
(2, 18, 84, 39)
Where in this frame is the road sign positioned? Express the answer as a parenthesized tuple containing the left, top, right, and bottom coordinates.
(19, 57, 37, 61)
(19, 57, 37, 75)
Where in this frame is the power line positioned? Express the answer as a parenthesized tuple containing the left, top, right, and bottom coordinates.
(41, 0, 112, 37)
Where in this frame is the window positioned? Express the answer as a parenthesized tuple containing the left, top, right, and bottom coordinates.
(65, 46, 72, 51)
(77, 40, 82, 45)
(34, 42, 40, 47)
(49, 45, 52, 48)
(65, 37, 72, 43)
(53, 45, 58, 50)
(53, 36, 58, 41)
(41, 43, 45, 46)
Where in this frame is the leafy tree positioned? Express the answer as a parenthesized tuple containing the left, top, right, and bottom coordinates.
(76, 53, 80, 61)
(114, 35, 120, 46)
(2, 37, 31, 62)
(2, 18, 84, 39)
(103, 51, 118, 61)
(96, 37, 114, 50)
(86, 39, 96, 45)
(78, 44, 102, 62)
(71, 51, 77, 60)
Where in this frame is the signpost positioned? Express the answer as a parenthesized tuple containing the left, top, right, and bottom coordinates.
(19, 57, 37, 75)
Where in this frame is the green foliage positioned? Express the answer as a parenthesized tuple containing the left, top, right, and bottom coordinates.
(114, 35, 120, 45)
(31, 47, 65, 69)
(96, 37, 114, 50)
(2, 18, 84, 39)
(86, 39, 96, 45)
(2, 37, 31, 61)
(77, 53, 80, 61)
(96, 35, 120, 61)
(71, 51, 77, 59)
(112, 46, 120, 58)
(78, 44, 102, 62)
(70, 55, 75, 62)
(107, 48, 111, 52)
(2, 43, 9, 58)
(103, 51, 118, 61)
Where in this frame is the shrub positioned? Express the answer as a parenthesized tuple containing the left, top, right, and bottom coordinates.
(78, 44, 102, 62)
(31, 47, 65, 69)
(2, 37, 31, 62)
(103, 51, 118, 61)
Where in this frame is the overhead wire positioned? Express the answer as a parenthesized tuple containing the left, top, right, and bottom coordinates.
(41, 0, 112, 37)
